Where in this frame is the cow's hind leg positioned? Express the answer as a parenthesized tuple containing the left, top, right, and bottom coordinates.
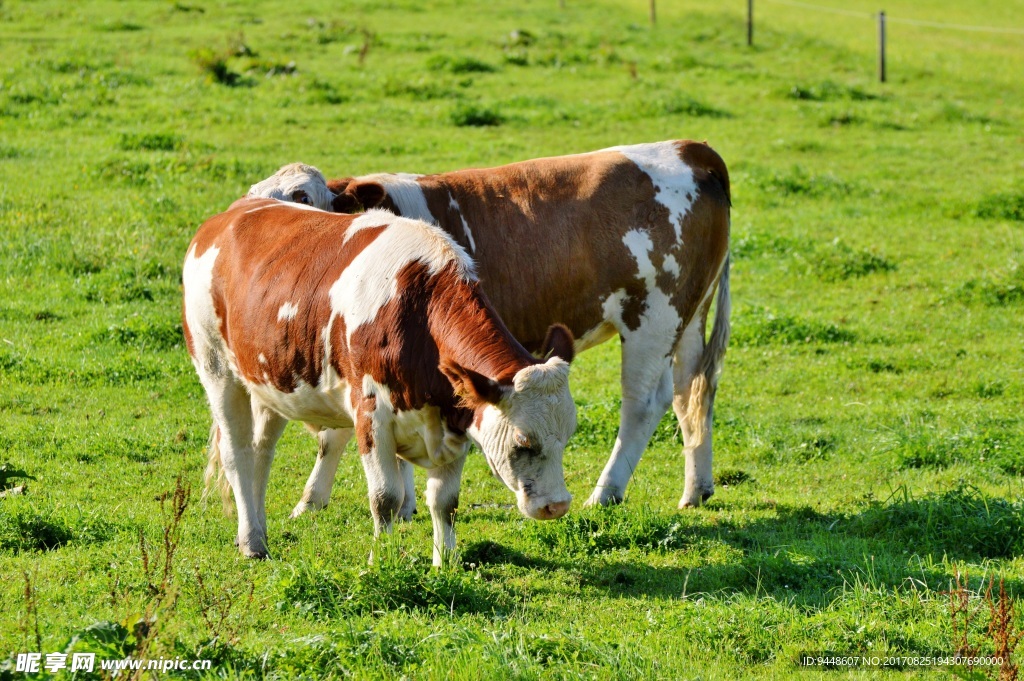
(585, 336, 674, 507)
(251, 403, 287, 541)
(674, 259, 730, 508)
(398, 460, 416, 521)
(203, 377, 269, 557)
(291, 427, 353, 518)
(672, 313, 715, 507)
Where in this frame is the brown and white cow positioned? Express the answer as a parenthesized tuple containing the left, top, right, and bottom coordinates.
(182, 197, 577, 563)
(277, 140, 731, 513)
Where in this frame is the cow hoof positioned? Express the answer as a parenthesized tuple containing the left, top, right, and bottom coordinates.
(678, 488, 714, 509)
(290, 500, 326, 518)
(584, 489, 624, 508)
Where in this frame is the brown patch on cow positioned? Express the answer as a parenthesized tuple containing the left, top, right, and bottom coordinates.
(355, 391, 376, 454)
(187, 199, 387, 392)
(325, 141, 728, 355)
(181, 308, 195, 358)
(347, 260, 536, 432)
(677, 140, 732, 206)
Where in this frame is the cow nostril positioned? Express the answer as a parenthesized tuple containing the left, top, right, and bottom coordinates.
(544, 500, 571, 519)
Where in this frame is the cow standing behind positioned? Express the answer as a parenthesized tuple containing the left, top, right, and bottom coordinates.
(182, 197, 577, 563)
(262, 141, 730, 513)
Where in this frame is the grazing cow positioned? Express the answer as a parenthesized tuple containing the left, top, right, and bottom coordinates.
(182, 196, 577, 564)
(283, 140, 730, 513)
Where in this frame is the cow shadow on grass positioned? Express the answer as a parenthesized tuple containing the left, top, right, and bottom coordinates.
(463, 483, 1024, 608)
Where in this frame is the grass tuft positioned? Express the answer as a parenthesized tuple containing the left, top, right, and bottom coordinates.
(849, 485, 1024, 559)
(732, 307, 855, 346)
(118, 132, 183, 152)
(808, 239, 896, 281)
(451, 102, 504, 127)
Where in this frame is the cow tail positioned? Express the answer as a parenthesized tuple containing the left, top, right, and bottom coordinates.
(203, 423, 234, 515)
(685, 254, 730, 444)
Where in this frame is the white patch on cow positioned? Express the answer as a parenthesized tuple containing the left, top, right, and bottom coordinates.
(360, 173, 433, 222)
(604, 229, 683, 349)
(182, 244, 223, 373)
(622, 229, 656, 279)
(258, 354, 267, 364)
(277, 302, 299, 322)
(448, 193, 476, 253)
(663, 254, 681, 277)
(342, 209, 395, 244)
(247, 162, 335, 211)
(328, 215, 475, 344)
(603, 142, 698, 241)
(248, 376, 354, 430)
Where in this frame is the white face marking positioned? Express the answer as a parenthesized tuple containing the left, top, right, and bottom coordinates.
(360, 173, 433, 222)
(247, 162, 335, 211)
(602, 142, 698, 241)
(328, 216, 474, 345)
(466, 357, 575, 519)
(277, 302, 299, 322)
(448, 192, 476, 253)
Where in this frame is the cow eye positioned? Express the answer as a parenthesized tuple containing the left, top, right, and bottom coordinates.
(293, 190, 312, 205)
(513, 445, 539, 459)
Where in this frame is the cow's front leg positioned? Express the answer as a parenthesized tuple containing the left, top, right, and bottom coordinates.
(357, 414, 404, 552)
(425, 455, 466, 567)
(291, 427, 353, 518)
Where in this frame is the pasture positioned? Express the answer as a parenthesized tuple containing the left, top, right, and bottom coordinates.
(1, 0, 1023, 677)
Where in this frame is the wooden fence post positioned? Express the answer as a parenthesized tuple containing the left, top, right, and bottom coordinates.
(878, 11, 886, 82)
(747, 0, 754, 46)
(650, 0, 656, 25)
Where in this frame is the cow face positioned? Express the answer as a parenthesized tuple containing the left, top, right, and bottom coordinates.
(456, 355, 576, 520)
(247, 163, 335, 211)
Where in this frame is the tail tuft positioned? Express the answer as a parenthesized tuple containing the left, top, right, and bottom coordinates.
(202, 423, 234, 515)
(683, 255, 730, 444)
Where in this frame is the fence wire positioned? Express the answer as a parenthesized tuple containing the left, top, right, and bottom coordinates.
(761, 0, 1024, 35)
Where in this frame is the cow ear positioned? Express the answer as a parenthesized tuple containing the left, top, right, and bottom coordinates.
(351, 181, 388, 210)
(332, 191, 361, 213)
(540, 323, 575, 364)
(326, 177, 352, 195)
(440, 360, 505, 406)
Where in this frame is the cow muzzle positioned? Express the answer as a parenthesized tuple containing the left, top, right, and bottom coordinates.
(518, 492, 572, 520)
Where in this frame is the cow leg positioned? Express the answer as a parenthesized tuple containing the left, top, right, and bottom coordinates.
(203, 377, 268, 557)
(398, 460, 417, 521)
(358, 420, 404, 546)
(674, 311, 717, 508)
(585, 339, 674, 507)
(251, 404, 287, 541)
(291, 427, 353, 518)
(425, 455, 466, 567)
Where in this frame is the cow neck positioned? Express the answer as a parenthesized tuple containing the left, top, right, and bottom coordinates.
(427, 267, 535, 387)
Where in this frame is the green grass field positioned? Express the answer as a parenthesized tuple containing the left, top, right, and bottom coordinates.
(2, 0, 1023, 677)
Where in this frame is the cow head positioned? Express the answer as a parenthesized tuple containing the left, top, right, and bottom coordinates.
(328, 178, 389, 214)
(446, 325, 577, 521)
(247, 163, 335, 211)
